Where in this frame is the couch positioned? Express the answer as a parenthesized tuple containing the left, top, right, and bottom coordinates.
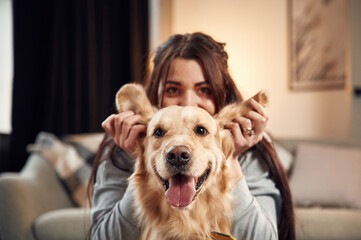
(0, 132, 99, 240)
(278, 138, 361, 240)
(1, 132, 361, 240)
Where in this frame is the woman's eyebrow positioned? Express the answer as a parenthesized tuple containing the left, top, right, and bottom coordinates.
(164, 80, 181, 86)
(195, 81, 210, 87)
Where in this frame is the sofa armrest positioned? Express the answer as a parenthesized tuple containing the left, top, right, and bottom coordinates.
(0, 153, 75, 240)
(33, 208, 91, 240)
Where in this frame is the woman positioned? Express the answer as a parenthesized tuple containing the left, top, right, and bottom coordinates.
(89, 32, 295, 240)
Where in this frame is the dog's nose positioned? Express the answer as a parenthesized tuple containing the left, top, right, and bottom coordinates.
(166, 146, 191, 166)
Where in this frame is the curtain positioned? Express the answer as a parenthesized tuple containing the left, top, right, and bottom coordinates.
(6, 0, 149, 172)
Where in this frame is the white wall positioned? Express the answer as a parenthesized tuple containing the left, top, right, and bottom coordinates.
(0, 0, 13, 134)
(153, 0, 353, 140)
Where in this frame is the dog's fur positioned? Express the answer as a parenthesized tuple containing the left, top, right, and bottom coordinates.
(115, 84, 269, 240)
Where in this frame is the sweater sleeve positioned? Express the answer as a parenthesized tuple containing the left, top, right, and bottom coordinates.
(231, 147, 282, 240)
(91, 147, 141, 240)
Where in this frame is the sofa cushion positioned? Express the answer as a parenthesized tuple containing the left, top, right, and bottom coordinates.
(295, 207, 361, 240)
(273, 140, 294, 173)
(33, 208, 91, 240)
(290, 143, 361, 209)
(263, 133, 294, 173)
(27, 132, 104, 207)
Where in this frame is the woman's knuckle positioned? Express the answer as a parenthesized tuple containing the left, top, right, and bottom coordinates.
(124, 142, 131, 149)
(125, 142, 135, 152)
(102, 123, 109, 132)
(259, 117, 266, 124)
(115, 116, 123, 125)
(123, 121, 131, 128)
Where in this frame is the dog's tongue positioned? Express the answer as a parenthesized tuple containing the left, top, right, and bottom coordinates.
(165, 175, 196, 208)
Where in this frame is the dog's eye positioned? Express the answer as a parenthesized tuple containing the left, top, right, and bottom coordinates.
(195, 126, 208, 136)
(153, 128, 165, 138)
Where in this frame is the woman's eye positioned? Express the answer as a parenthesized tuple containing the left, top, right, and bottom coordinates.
(166, 87, 179, 95)
(199, 87, 211, 95)
(195, 126, 208, 136)
(153, 128, 165, 138)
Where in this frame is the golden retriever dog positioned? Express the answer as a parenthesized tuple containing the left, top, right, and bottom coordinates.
(115, 84, 268, 240)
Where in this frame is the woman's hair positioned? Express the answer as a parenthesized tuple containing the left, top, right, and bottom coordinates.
(145, 33, 241, 112)
(89, 32, 295, 240)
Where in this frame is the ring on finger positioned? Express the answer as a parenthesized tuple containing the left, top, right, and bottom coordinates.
(242, 127, 255, 136)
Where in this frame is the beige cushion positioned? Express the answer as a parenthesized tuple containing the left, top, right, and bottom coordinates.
(290, 143, 361, 209)
(295, 207, 361, 240)
(33, 208, 91, 240)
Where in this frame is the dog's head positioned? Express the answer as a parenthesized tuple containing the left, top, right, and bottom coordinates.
(116, 83, 268, 209)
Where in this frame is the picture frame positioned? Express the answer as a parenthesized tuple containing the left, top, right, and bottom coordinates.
(288, 0, 350, 90)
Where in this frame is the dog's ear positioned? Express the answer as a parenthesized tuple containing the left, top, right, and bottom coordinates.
(215, 90, 269, 159)
(115, 83, 157, 123)
(214, 90, 269, 127)
(220, 130, 235, 160)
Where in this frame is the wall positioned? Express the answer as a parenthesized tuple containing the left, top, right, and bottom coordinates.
(153, 0, 355, 140)
(0, 0, 13, 134)
(351, 0, 361, 143)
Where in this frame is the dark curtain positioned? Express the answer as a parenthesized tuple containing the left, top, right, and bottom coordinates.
(5, 0, 149, 172)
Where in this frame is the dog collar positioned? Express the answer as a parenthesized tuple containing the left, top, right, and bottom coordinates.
(211, 232, 237, 240)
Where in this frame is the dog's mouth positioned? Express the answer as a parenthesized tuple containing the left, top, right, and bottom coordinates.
(159, 168, 211, 208)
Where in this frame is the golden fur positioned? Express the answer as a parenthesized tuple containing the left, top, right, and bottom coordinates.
(115, 83, 269, 240)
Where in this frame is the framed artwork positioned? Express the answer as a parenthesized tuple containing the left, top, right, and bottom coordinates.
(288, 0, 350, 90)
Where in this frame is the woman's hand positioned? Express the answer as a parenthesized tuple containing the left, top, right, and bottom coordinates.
(225, 99, 269, 158)
(224, 99, 268, 187)
(101, 111, 147, 158)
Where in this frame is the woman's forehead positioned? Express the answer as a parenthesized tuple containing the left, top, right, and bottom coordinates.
(166, 58, 206, 84)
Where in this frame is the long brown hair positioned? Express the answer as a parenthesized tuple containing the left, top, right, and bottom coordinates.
(89, 32, 295, 240)
(145, 33, 241, 112)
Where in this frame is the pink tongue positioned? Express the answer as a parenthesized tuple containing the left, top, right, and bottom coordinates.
(165, 175, 196, 208)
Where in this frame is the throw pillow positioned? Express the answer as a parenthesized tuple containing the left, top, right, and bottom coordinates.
(27, 132, 103, 207)
(289, 143, 361, 209)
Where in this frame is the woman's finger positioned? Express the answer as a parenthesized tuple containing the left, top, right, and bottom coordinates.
(225, 121, 245, 143)
(119, 114, 143, 147)
(245, 111, 267, 136)
(233, 116, 253, 137)
(110, 111, 135, 146)
(225, 121, 252, 157)
(124, 124, 147, 157)
(249, 99, 268, 119)
(101, 114, 117, 138)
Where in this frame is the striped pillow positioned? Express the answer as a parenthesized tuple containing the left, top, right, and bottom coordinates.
(27, 132, 104, 207)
